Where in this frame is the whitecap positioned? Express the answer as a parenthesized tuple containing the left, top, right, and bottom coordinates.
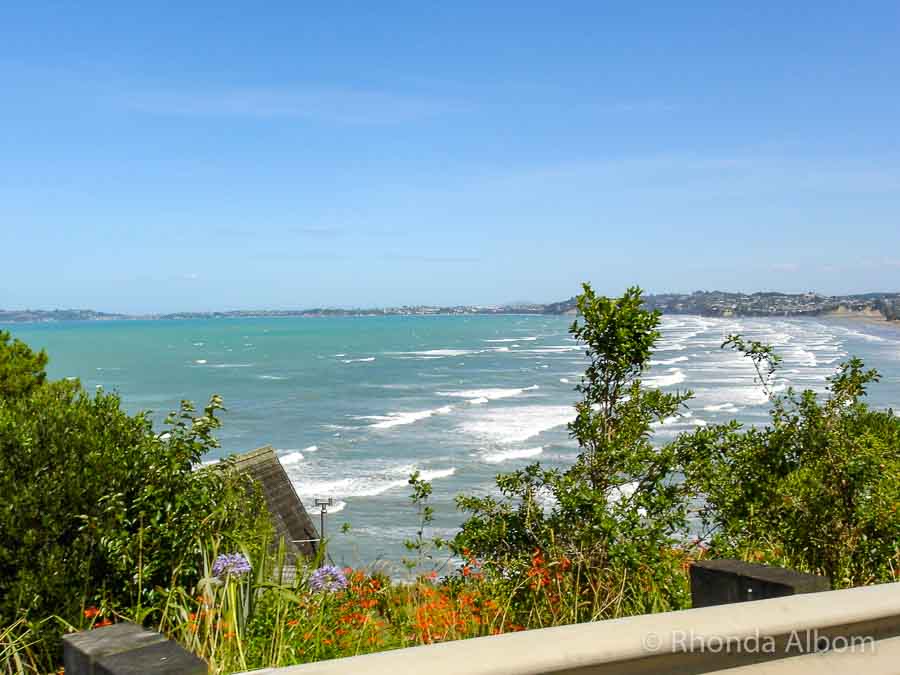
(483, 337, 538, 343)
(483, 446, 543, 464)
(279, 451, 304, 466)
(522, 346, 580, 354)
(367, 406, 453, 429)
(343, 357, 376, 363)
(650, 356, 689, 366)
(437, 385, 539, 402)
(418, 467, 457, 481)
(645, 368, 686, 388)
(398, 349, 474, 357)
(194, 359, 207, 364)
(303, 445, 319, 452)
(703, 403, 741, 413)
(290, 466, 456, 501)
(460, 405, 574, 444)
(259, 374, 288, 380)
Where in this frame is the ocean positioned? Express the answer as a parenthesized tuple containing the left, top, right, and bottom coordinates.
(5, 314, 900, 568)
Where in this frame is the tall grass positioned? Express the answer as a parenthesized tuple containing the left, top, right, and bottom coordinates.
(106, 536, 696, 675)
(0, 620, 41, 675)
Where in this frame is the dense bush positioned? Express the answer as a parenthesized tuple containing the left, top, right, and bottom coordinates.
(0, 331, 47, 399)
(0, 331, 267, 663)
(678, 336, 900, 587)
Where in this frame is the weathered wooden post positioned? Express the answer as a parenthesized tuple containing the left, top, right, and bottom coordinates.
(63, 622, 206, 675)
(690, 559, 830, 608)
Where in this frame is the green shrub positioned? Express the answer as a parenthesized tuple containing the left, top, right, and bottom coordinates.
(678, 335, 900, 587)
(453, 284, 695, 619)
(0, 332, 267, 664)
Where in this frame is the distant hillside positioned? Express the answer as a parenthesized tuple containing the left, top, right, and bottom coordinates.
(2, 291, 898, 323)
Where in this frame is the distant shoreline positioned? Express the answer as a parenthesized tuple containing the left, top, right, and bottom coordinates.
(2, 290, 898, 325)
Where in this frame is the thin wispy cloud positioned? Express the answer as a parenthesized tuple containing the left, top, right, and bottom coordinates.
(118, 86, 466, 125)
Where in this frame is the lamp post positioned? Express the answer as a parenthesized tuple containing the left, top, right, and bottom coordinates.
(314, 497, 333, 563)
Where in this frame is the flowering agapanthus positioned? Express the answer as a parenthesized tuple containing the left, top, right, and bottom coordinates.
(309, 565, 348, 593)
(212, 553, 252, 580)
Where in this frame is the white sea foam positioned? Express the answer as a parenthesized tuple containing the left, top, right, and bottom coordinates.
(559, 378, 570, 384)
(291, 466, 456, 500)
(483, 446, 543, 464)
(437, 385, 538, 402)
(703, 402, 741, 412)
(522, 346, 580, 354)
(334, 353, 346, 357)
(279, 451, 304, 465)
(192, 342, 205, 347)
(645, 368, 686, 388)
(469, 397, 489, 405)
(650, 356, 689, 366)
(343, 357, 376, 363)
(460, 405, 574, 444)
(194, 359, 207, 364)
(494, 346, 510, 352)
(367, 406, 453, 429)
(483, 337, 538, 343)
(400, 349, 474, 357)
(259, 374, 288, 380)
(419, 467, 457, 481)
(303, 445, 319, 452)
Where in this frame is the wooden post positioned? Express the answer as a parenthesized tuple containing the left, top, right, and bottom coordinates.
(690, 559, 830, 608)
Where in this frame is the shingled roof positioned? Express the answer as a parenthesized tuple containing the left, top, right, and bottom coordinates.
(230, 446, 320, 560)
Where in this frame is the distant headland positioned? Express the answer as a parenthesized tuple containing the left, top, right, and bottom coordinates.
(2, 291, 899, 324)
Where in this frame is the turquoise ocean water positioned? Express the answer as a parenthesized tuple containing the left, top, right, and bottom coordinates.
(5, 314, 900, 568)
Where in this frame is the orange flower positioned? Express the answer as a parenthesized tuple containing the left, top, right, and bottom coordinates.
(95, 618, 112, 628)
(83, 607, 100, 619)
(287, 619, 299, 627)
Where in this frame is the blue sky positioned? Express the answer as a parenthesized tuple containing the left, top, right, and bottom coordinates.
(2, 2, 899, 312)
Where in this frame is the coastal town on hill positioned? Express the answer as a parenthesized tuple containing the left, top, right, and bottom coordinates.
(2, 290, 899, 323)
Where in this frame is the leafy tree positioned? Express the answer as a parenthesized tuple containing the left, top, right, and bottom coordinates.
(678, 336, 900, 587)
(454, 285, 694, 618)
(0, 330, 47, 399)
(0, 336, 267, 660)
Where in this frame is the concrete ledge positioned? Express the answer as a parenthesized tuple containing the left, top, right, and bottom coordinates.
(241, 582, 900, 675)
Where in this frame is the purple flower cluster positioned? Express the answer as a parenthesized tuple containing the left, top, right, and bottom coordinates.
(309, 565, 348, 593)
(211, 553, 252, 580)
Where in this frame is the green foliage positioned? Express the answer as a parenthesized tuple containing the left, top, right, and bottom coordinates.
(0, 340, 267, 663)
(402, 471, 446, 573)
(454, 284, 694, 618)
(0, 331, 47, 400)
(679, 337, 900, 587)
